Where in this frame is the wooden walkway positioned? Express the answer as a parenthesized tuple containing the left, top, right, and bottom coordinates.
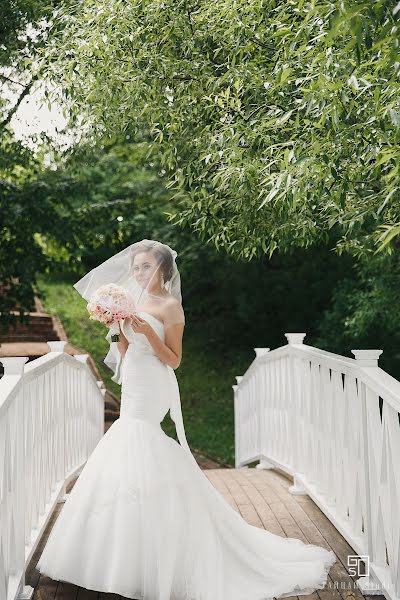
(27, 467, 383, 600)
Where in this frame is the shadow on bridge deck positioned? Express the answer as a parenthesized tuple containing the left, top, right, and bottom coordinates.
(27, 468, 384, 600)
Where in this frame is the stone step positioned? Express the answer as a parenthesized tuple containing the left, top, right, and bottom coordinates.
(0, 331, 58, 342)
(4, 323, 56, 333)
(0, 334, 59, 343)
(105, 409, 120, 423)
(104, 393, 120, 413)
(0, 310, 58, 343)
(5, 311, 54, 324)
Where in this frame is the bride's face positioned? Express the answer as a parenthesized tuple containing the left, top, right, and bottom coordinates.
(131, 252, 161, 291)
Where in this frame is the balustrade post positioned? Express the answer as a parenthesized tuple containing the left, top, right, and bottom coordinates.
(284, 333, 308, 496)
(352, 349, 383, 595)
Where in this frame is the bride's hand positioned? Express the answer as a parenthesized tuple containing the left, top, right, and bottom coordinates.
(130, 315, 153, 337)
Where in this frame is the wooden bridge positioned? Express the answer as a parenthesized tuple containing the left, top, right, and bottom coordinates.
(25, 467, 382, 600)
(1, 335, 398, 600)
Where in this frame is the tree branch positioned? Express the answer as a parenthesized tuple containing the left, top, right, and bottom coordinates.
(0, 73, 25, 87)
(0, 75, 38, 130)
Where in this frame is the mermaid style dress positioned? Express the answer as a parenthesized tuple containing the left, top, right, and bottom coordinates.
(37, 311, 336, 600)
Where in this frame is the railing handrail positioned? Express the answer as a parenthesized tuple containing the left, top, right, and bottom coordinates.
(0, 350, 100, 419)
(234, 333, 400, 600)
(357, 365, 400, 414)
(0, 342, 105, 600)
(237, 342, 400, 413)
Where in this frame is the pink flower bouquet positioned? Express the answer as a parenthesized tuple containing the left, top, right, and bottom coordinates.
(86, 284, 136, 342)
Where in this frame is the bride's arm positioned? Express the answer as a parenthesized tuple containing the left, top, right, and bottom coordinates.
(146, 323, 184, 370)
(117, 325, 129, 358)
(107, 321, 129, 358)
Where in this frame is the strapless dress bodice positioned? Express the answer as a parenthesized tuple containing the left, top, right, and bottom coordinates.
(121, 311, 165, 357)
(119, 311, 170, 425)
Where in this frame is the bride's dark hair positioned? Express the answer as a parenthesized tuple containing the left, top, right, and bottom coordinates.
(130, 240, 174, 283)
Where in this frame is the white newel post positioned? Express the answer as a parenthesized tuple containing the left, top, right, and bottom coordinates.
(285, 333, 308, 496)
(253, 348, 270, 358)
(253, 348, 274, 470)
(47, 341, 68, 353)
(0, 356, 29, 375)
(352, 349, 383, 596)
(48, 341, 69, 501)
(284, 333, 306, 346)
(0, 357, 33, 600)
(74, 354, 89, 363)
(75, 354, 90, 462)
(351, 349, 383, 367)
(234, 376, 243, 468)
(232, 383, 239, 468)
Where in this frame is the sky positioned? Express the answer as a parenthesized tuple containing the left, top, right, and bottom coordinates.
(2, 71, 74, 151)
(2, 20, 74, 150)
(12, 85, 68, 143)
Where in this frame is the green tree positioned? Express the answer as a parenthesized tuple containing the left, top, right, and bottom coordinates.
(0, 135, 182, 327)
(0, 0, 62, 324)
(43, 0, 400, 259)
(315, 251, 400, 378)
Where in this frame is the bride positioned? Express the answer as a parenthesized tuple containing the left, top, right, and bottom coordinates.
(36, 239, 336, 600)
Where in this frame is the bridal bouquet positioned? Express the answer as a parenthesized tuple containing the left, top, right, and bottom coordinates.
(86, 284, 136, 342)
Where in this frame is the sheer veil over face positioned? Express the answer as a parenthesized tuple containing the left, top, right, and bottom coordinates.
(124, 241, 185, 329)
(73, 239, 185, 382)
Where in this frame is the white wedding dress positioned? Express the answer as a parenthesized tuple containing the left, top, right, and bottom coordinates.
(37, 311, 336, 600)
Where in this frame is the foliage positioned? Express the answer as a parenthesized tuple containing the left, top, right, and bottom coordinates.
(0, 0, 60, 323)
(1, 0, 399, 395)
(0, 0, 54, 66)
(50, 140, 176, 272)
(184, 237, 355, 352)
(0, 126, 57, 325)
(0, 133, 184, 326)
(42, 0, 400, 259)
(315, 251, 400, 378)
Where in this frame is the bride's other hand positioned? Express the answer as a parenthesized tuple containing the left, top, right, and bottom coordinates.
(130, 315, 153, 337)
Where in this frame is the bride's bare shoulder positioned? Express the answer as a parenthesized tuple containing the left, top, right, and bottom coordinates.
(164, 295, 180, 306)
(162, 296, 185, 325)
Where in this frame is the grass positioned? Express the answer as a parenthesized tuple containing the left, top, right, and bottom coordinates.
(36, 273, 254, 465)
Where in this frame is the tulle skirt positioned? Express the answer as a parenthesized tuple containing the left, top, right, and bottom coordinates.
(37, 352, 336, 600)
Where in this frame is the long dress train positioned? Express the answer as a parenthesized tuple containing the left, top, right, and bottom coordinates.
(37, 311, 336, 600)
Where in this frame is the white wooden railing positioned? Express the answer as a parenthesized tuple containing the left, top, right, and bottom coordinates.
(0, 341, 105, 600)
(233, 333, 400, 600)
